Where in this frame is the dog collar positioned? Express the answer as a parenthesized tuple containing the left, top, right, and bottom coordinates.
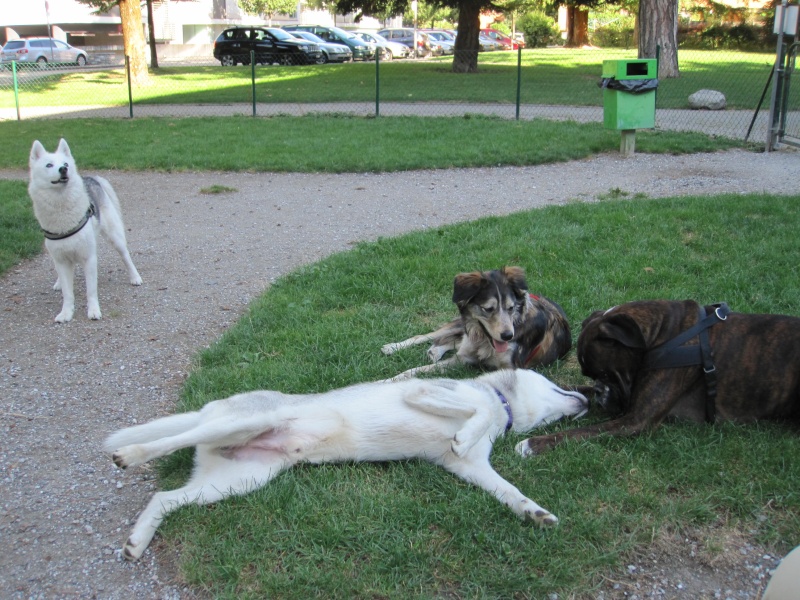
(494, 389, 513, 432)
(42, 205, 95, 240)
(42, 177, 102, 241)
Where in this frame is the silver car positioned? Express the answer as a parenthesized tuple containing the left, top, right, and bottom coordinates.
(351, 31, 410, 60)
(1, 37, 88, 66)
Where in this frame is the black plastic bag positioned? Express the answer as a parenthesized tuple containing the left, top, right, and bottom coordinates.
(598, 77, 659, 94)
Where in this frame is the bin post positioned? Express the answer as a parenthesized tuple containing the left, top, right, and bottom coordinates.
(600, 59, 658, 156)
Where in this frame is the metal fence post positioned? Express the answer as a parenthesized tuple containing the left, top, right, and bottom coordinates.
(125, 55, 133, 118)
(251, 50, 256, 117)
(375, 48, 380, 118)
(12, 61, 21, 121)
(515, 47, 522, 121)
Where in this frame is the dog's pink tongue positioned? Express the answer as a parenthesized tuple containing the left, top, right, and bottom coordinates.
(493, 340, 509, 353)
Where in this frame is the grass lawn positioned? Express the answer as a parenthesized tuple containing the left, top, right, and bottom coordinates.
(0, 115, 745, 173)
(0, 48, 775, 110)
(161, 192, 800, 598)
(0, 115, 792, 599)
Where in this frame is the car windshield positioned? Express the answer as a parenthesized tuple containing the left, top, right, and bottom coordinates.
(296, 32, 324, 43)
(372, 33, 389, 43)
(266, 28, 295, 41)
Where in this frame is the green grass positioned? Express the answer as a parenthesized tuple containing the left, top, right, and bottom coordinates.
(0, 116, 744, 173)
(0, 180, 42, 273)
(160, 192, 800, 598)
(0, 48, 776, 110)
(0, 115, 788, 598)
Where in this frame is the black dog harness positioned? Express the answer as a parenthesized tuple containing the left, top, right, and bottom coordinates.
(642, 303, 730, 422)
(42, 177, 102, 241)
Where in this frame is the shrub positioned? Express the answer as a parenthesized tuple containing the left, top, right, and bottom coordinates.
(519, 12, 559, 48)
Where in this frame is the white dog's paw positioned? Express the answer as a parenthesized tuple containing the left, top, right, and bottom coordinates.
(53, 278, 62, 291)
(522, 504, 559, 527)
(87, 305, 102, 320)
(450, 433, 473, 457)
(112, 445, 147, 469)
(122, 535, 147, 561)
(381, 343, 399, 355)
(55, 309, 74, 323)
(130, 274, 143, 286)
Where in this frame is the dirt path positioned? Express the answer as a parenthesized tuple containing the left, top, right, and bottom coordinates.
(0, 149, 797, 599)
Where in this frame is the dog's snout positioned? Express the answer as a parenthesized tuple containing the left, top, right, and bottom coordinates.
(59, 164, 68, 176)
(501, 330, 513, 342)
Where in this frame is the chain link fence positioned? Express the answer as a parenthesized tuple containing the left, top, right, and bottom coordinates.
(1, 46, 797, 144)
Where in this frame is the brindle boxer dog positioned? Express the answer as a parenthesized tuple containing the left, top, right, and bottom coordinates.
(516, 299, 800, 456)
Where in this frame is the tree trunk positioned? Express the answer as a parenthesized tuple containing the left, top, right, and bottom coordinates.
(565, 5, 589, 47)
(119, 0, 150, 85)
(638, 0, 679, 78)
(146, 0, 158, 69)
(452, 1, 481, 74)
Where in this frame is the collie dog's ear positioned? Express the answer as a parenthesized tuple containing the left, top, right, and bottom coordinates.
(452, 271, 485, 308)
(502, 266, 529, 297)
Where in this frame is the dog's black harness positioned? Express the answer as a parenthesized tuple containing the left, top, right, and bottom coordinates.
(42, 177, 101, 241)
(494, 389, 513, 432)
(642, 303, 730, 422)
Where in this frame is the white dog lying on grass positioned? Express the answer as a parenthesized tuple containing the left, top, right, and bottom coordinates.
(106, 369, 587, 560)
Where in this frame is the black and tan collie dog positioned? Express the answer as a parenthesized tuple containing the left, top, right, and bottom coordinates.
(382, 266, 572, 380)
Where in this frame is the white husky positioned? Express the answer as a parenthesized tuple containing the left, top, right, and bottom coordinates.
(28, 139, 142, 322)
(106, 369, 587, 560)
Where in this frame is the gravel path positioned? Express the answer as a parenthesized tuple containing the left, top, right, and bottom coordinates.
(1, 149, 797, 599)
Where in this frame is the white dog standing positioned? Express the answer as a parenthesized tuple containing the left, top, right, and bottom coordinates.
(106, 369, 587, 560)
(28, 138, 142, 322)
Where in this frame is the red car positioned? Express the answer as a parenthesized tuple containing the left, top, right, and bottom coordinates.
(480, 29, 524, 50)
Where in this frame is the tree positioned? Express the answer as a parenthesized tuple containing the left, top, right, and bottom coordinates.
(238, 0, 299, 25)
(564, 4, 589, 46)
(638, 0, 679, 77)
(146, 0, 157, 69)
(77, 0, 149, 85)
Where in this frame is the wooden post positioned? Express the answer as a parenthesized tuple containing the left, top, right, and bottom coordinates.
(620, 129, 636, 156)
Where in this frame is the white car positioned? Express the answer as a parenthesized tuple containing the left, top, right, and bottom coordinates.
(351, 31, 410, 60)
(1, 37, 88, 66)
(423, 31, 455, 55)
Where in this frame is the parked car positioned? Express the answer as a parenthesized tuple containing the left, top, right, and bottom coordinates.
(283, 25, 375, 61)
(289, 31, 352, 63)
(480, 29, 521, 50)
(1, 37, 87, 66)
(214, 27, 322, 66)
(478, 33, 504, 51)
(377, 28, 435, 57)
(350, 31, 410, 60)
(422, 30, 455, 55)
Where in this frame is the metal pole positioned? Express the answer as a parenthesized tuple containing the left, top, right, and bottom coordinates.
(375, 47, 380, 117)
(766, 0, 789, 151)
(12, 61, 21, 121)
(126, 55, 133, 118)
(251, 50, 256, 117)
(515, 46, 521, 120)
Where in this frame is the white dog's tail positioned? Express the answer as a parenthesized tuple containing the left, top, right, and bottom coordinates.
(103, 412, 202, 453)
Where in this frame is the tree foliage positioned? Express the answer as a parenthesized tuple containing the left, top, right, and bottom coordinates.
(238, 0, 299, 23)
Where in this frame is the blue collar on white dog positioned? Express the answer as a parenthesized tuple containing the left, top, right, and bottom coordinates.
(494, 389, 513, 432)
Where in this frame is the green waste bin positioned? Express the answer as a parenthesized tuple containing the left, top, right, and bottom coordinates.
(601, 59, 657, 130)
